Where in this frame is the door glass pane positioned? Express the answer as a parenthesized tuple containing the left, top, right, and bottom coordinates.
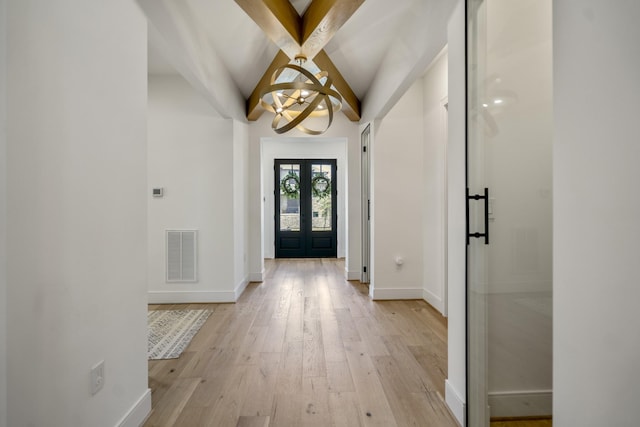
(279, 164, 300, 231)
(467, 0, 553, 425)
(311, 163, 332, 231)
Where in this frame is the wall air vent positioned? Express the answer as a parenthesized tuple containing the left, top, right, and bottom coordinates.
(166, 230, 197, 282)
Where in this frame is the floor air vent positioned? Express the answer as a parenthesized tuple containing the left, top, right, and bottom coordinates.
(166, 230, 197, 282)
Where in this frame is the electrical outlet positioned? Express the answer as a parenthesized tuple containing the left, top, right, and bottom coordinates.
(90, 360, 105, 395)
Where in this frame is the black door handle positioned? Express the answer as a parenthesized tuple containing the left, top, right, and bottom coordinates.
(466, 187, 489, 245)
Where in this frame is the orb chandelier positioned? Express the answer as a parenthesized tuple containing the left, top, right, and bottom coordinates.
(259, 55, 342, 135)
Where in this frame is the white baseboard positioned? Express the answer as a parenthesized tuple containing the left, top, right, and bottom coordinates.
(345, 269, 361, 281)
(148, 290, 236, 304)
(249, 270, 264, 282)
(371, 287, 423, 300)
(488, 390, 552, 418)
(235, 276, 249, 300)
(445, 379, 465, 427)
(423, 289, 444, 314)
(116, 388, 151, 427)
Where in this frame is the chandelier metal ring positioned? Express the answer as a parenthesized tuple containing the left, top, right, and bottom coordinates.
(259, 63, 343, 135)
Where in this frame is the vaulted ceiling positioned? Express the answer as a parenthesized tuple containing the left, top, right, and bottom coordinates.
(141, 0, 456, 124)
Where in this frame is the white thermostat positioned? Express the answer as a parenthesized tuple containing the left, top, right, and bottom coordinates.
(152, 188, 164, 198)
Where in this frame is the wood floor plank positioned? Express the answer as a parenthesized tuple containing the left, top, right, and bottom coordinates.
(302, 329, 327, 378)
(284, 293, 304, 343)
(303, 295, 320, 320)
(236, 416, 270, 427)
(381, 301, 432, 346)
(343, 340, 398, 427)
(201, 364, 252, 427)
(353, 316, 391, 357)
(236, 416, 269, 427)
(272, 286, 292, 319)
(408, 344, 447, 397)
(300, 376, 331, 427)
(171, 404, 207, 427)
(329, 391, 364, 427)
(251, 294, 277, 327)
(271, 393, 303, 427)
(275, 340, 303, 393)
(326, 360, 356, 392)
(382, 334, 440, 394)
(144, 377, 200, 427)
(239, 353, 280, 418)
(180, 371, 230, 408)
(261, 318, 287, 353)
(144, 258, 458, 427)
(405, 391, 461, 427)
(334, 307, 362, 342)
(320, 308, 348, 363)
(237, 325, 268, 365)
(185, 308, 228, 351)
(148, 352, 198, 405)
(491, 420, 552, 427)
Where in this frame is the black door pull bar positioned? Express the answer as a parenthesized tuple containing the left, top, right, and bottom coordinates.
(466, 187, 489, 245)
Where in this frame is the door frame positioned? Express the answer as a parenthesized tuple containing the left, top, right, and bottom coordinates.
(261, 138, 347, 260)
(361, 125, 371, 283)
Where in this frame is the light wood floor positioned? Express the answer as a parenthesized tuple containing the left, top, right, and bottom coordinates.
(144, 258, 457, 427)
(490, 420, 552, 427)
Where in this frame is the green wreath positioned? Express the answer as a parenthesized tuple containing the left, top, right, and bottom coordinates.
(311, 175, 331, 199)
(280, 173, 300, 198)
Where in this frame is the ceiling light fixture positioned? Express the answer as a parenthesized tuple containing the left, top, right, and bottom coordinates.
(259, 55, 342, 135)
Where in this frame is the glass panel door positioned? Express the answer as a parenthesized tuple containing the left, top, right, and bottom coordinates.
(466, 0, 553, 425)
(275, 159, 337, 258)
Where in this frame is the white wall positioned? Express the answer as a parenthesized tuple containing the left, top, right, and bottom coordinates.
(0, 0, 7, 425)
(262, 138, 347, 259)
(6, 1, 150, 426)
(147, 75, 242, 303)
(370, 79, 425, 299)
(248, 112, 360, 280)
(446, 1, 467, 424)
(422, 49, 449, 314)
(554, 1, 640, 425)
(233, 120, 250, 297)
